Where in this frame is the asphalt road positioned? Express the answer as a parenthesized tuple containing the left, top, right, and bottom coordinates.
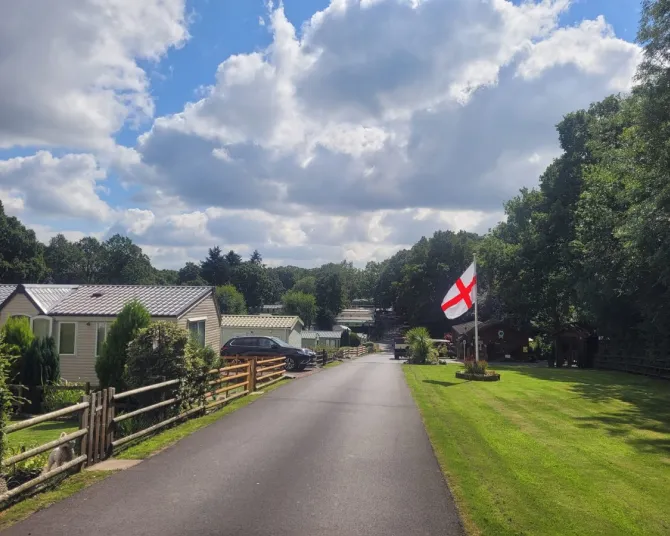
(5, 353, 463, 536)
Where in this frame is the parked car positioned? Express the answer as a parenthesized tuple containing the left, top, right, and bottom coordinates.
(220, 336, 312, 371)
(393, 336, 408, 359)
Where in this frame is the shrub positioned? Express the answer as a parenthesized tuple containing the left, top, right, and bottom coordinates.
(406, 327, 438, 365)
(0, 332, 16, 464)
(1, 316, 34, 382)
(215, 284, 247, 314)
(463, 359, 489, 375)
(437, 344, 450, 358)
(20, 336, 60, 388)
(96, 300, 150, 390)
(42, 380, 86, 412)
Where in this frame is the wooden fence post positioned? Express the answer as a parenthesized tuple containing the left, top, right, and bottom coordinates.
(87, 391, 97, 465)
(100, 388, 108, 461)
(107, 387, 115, 458)
(79, 395, 90, 464)
(248, 358, 257, 392)
(322, 350, 327, 366)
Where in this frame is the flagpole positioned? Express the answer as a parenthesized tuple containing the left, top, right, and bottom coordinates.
(474, 253, 480, 362)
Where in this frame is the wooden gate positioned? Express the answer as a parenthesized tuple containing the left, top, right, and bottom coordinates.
(85, 389, 114, 465)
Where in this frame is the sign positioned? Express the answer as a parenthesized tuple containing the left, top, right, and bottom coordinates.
(498, 330, 504, 339)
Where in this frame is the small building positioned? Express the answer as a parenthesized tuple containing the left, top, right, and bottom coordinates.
(261, 304, 284, 314)
(302, 331, 342, 349)
(0, 284, 221, 384)
(552, 323, 597, 368)
(220, 315, 303, 347)
(451, 319, 530, 361)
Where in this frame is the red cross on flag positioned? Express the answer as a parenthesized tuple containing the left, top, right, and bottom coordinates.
(441, 262, 477, 319)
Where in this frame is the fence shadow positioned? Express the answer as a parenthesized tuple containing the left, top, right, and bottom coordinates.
(422, 379, 461, 388)
(513, 367, 670, 456)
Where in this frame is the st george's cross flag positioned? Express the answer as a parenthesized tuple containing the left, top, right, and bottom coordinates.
(441, 262, 476, 320)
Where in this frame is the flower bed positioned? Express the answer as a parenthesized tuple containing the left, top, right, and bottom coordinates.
(455, 370, 501, 382)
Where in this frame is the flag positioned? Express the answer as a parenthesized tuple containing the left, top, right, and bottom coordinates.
(441, 262, 476, 320)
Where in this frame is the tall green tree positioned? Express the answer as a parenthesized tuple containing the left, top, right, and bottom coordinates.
(315, 271, 344, 329)
(102, 235, 155, 285)
(200, 247, 230, 286)
(178, 262, 207, 286)
(216, 284, 247, 314)
(45, 234, 85, 283)
(0, 201, 48, 283)
(96, 300, 151, 390)
(282, 291, 316, 327)
(231, 262, 271, 310)
(293, 276, 317, 296)
(225, 250, 242, 267)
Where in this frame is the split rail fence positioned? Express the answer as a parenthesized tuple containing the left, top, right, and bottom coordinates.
(1, 356, 287, 504)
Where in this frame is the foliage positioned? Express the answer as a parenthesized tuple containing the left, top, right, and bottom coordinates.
(231, 261, 272, 311)
(216, 284, 247, 314)
(1, 316, 34, 382)
(463, 359, 490, 375)
(315, 271, 344, 329)
(42, 381, 86, 412)
(0, 201, 48, 283)
(292, 276, 316, 295)
(126, 322, 217, 410)
(281, 291, 316, 327)
(96, 300, 151, 390)
(437, 344, 450, 358)
(340, 330, 361, 347)
(405, 327, 438, 365)
(200, 246, 230, 286)
(0, 332, 15, 464)
(20, 336, 60, 389)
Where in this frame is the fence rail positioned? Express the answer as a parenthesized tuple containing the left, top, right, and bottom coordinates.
(1, 355, 292, 505)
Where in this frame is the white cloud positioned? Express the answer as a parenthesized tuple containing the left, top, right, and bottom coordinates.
(0, 151, 113, 221)
(0, 0, 645, 268)
(0, 0, 189, 150)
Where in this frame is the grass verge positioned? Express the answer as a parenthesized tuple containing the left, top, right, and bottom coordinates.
(0, 471, 113, 530)
(117, 378, 291, 459)
(324, 360, 343, 369)
(403, 364, 670, 536)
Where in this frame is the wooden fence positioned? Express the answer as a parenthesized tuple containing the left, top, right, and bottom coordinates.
(1, 356, 287, 504)
(339, 346, 369, 359)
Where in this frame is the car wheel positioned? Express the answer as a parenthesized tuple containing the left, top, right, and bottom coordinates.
(286, 357, 297, 371)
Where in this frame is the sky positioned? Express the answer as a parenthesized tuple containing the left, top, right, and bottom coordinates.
(0, 0, 643, 269)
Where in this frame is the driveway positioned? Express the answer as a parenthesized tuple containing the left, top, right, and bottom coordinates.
(4, 353, 463, 536)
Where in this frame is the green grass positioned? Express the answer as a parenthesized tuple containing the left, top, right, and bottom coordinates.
(403, 365, 670, 536)
(0, 471, 113, 530)
(6, 420, 78, 451)
(324, 360, 343, 369)
(117, 378, 291, 459)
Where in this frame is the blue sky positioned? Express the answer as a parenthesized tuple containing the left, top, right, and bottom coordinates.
(0, 0, 646, 268)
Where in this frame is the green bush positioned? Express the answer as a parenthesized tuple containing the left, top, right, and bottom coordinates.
(215, 284, 247, 314)
(42, 381, 86, 413)
(1, 316, 34, 382)
(21, 336, 60, 388)
(463, 359, 490, 375)
(96, 300, 151, 390)
(406, 327, 438, 365)
(0, 332, 16, 464)
(437, 344, 450, 358)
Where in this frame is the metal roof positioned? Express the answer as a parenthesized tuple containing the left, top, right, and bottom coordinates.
(0, 285, 17, 307)
(22, 284, 78, 314)
(302, 331, 342, 339)
(49, 285, 213, 317)
(220, 315, 302, 329)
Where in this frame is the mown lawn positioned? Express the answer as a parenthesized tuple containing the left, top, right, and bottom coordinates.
(6, 420, 78, 451)
(404, 365, 670, 536)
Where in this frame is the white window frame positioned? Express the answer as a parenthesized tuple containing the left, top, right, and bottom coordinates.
(187, 318, 206, 347)
(30, 316, 53, 338)
(95, 322, 109, 358)
(58, 322, 77, 356)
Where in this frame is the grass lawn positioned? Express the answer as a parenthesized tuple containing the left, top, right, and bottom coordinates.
(324, 360, 343, 369)
(6, 420, 78, 452)
(404, 365, 670, 536)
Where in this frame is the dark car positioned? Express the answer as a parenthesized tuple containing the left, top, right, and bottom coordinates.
(393, 336, 408, 359)
(220, 336, 312, 371)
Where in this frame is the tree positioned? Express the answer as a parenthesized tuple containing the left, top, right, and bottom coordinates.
(96, 300, 151, 390)
(405, 327, 438, 365)
(76, 237, 105, 283)
(282, 291, 316, 327)
(178, 262, 207, 286)
(1, 316, 34, 381)
(231, 262, 272, 310)
(155, 269, 178, 285)
(249, 249, 263, 265)
(315, 271, 344, 329)
(216, 285, 247, 314)
(293, 276, 316, 296)
(225, 250, 242, 267)
(44, 234, 85, 283)
(200, 247, 230, 286)
(0, 201, 48, 283)
(101, 235, 155, 284)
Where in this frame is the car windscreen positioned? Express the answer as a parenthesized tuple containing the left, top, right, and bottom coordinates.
(269, 337, 291, 348)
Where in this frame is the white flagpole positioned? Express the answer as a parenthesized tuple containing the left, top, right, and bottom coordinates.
(474, 253, 480, 362)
